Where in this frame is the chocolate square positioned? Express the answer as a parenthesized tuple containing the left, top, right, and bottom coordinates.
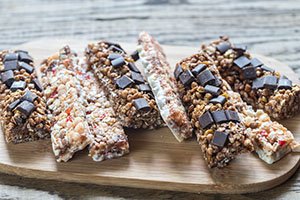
(108, 53, 121, 61)
(263, 75, 278, 90)
(109, 45, 124, 53)
(212, 110, 228, 123)
(111, 56, 126, 68)
(138, 84, 152, 92)
(233, 44, 247, 53)
(278, 79, 292, 90)
(8, 99, 21, 111)
(197, 70, 215, 86)
(4, 53, 18, 62)
(252, 77, 264, 90)
(16, 50, 28, 54)
(133, 98, 151, 112)
(212, 131, 229, 147)
(242, 66, 257, 80)
(130, 71, 144, 84)
(21, 90, 38, 103)
(225, 110, 240, 122)
(10, 81, 26, 92)
(209, 95, 226, 105)
(19, 62, 34, 74)
(216, 42, 231, 54)
(128, 62, 140, 73)
(174, 64, 184, 80)
(192, 64, 206, 76)
(261, 65, 274, 73)
(4, 60, 18, 71)
(250, 58, 263, 68)
(130, 50, 139, 61)
(1, 70, 14, 88)
(116, 75, 134, 89)
(198, 111, 214, 129)
(18, 52, 33, 64)
(233, 56, 251, 68)
(204, 85, 221, 96)
(213, 75, 222, 86)
(106, 42, 125, 52)
(32, 78, 43, 91)
(280, 75, 289, 80)
(179, 69, 194, 87)
(16, 100, 35, 117)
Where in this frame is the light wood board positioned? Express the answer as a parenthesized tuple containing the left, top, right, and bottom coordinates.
(0, 39, 300, 194)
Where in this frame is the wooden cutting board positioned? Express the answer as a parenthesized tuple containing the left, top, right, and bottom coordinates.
(0, 39, 300, 194)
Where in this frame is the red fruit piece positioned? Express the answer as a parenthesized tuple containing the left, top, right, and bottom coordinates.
(279, 140, 286, 146)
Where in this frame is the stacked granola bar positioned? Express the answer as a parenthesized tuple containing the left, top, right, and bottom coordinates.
(201, 37, 300, 120)
(0, 50, 50, 143)
(85, 41, 164, 129)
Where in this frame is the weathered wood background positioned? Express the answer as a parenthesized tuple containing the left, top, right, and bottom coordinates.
(0, 0, 300, 199)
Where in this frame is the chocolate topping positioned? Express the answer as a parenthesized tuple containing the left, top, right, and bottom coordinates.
(216, 42, 231, 54)
(197, 70, 215, 86)
(198, 111, 214, 129)
(116, 75, 134, 89)
(133, 98, 151, 112)
(16, 100, 35, 117)
(179, 69, 194, 87)
(233, 56, 251, 68)
(111, 56, 126, 68)
(212, 131, 229, 147)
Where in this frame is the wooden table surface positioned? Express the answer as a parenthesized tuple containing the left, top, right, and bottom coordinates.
(1, 0, 300, 199)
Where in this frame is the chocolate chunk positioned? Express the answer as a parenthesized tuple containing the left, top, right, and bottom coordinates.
(16, 50, 28, 54)
(133, 98, 151, 112)
(261, 65, 274, 73)
(109, 45, 124, 53)
(280, 75, 289, 80)
(4, 60, 18, 71)
(21, 90, 38, 103)
(18, 52, 33, 64)
(179, 69, 194, 87)
(263, 75, 278, 90)
(19, 62, 34, 74)
(130, 50, 139, 61)
(130, 71, 144, 84)
(108, 53, 121, 61)
(1, 70, 14, 88)
(16, 100, 35, 117)
(233, 56, 251, 68)
(250, 58, 263, 68)
(197, 70, 215, 86)
(192, 64, 206, 76)
(128, 62, 140, 73)
(198, 111, 214, 129)
(138, 84, 152, 92)
(212, 131, 229, 147)
(111, 56, 126, 68)
(4, 53, 18, 62)
(174, 64, 184, 80)
(225, 110, 240, 122)
(8, 99, 21, 111)
(278, 79, 292, 90)
(216, 42, 231, 54)
(10, 81, 26, 92)
(213, 75, 222, 86)
(204, 85, 221, 96)
(233, 44, 247, 53)
(252, 77, 265, 90)
(105, 42, 125, 52)
(242, 66, 257, 80)
(116, 75, 134, 89)
(32, 78, 43, 91)
(210, 95, 226, 105)
(212, 110, 228, 123)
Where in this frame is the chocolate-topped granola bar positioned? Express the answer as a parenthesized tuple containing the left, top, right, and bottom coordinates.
(0, 50, 50, 143)
(85, 41, 164, 129)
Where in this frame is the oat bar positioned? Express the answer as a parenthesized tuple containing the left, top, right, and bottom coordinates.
(40, 47, 92, 162)
(137, 32, 193, 142)
(201, 37, 300, 120)
(85, 41, 164, 129)
(62, 46, 129, 162)
(0, 50, 50, 143)
(175, 51, 254, 168)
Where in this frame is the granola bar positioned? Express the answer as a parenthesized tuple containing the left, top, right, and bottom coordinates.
(175, 51, 254, 168)
(85, 41, 164, 129)
(0, 50, 50, 143)
(137, 32, 193, 142)
(201, 37, 300, 120)
(62, 46, 129, 162)
(40, 48, 92, 162)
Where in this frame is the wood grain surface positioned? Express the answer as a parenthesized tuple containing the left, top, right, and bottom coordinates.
(1, 0, 300, 199)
